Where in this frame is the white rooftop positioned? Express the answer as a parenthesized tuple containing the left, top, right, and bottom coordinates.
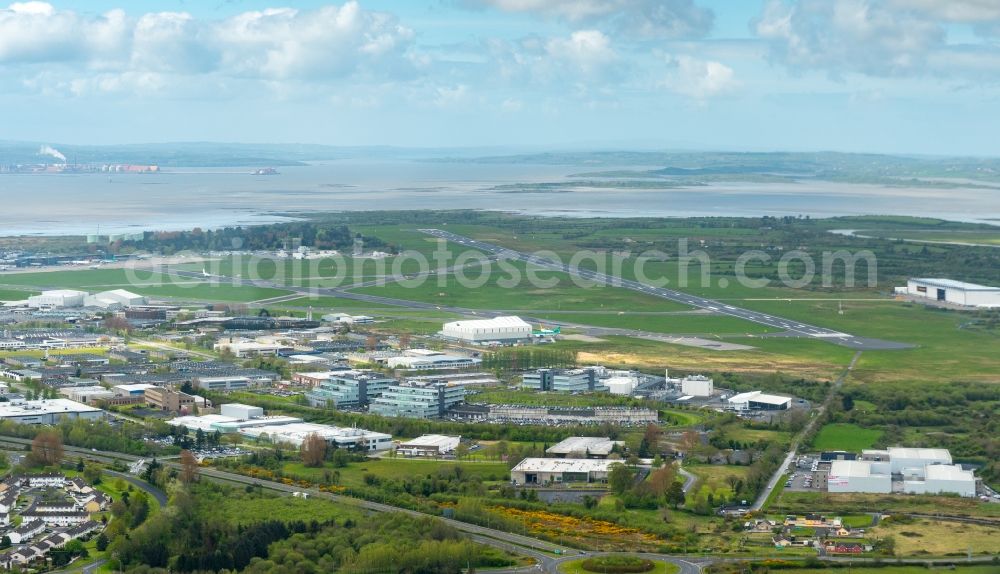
(444, 316, 530, 328)
(911, 278, 1000, 291)
(95, 289, 144, 298)
(400, 434, 461, 448)
(924, 464, 974, 482)
(511, 457, 619, 473)
(727, 391, 791, 405)
(830, 460, 886, 478)
(886, 447, 952, 462)
(0, 399, 102, 417)
(546, 436, 622, 456)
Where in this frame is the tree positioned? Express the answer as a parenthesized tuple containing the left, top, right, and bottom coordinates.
(842, 394, 855, 411)
(608, 463, 633, 496)
(95, 533, 109, 552)
(495, 440, 509, 462)
(300, 433, 327, 468)
(331, 448, 350, 468)
(30, 430, 64, 467)
(455, 443, 471, 460)
(179, 449, 199, 484)
(666, 480, 686, 509)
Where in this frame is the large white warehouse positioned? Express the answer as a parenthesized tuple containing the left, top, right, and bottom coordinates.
(903, 464, 976, 498)
(902, 278, 1000, 308)
(27, 290, 88, 309)
(84, 289, 147, 309)
(441, 316, 531, 343)
(827, 460, 892, 494)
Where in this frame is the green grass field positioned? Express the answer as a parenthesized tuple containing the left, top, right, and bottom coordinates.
(0, 288, 35, 300)
(774, 567, 999, 574)
(735, 299, 1000, 384)
(283, 458, 511, 487)
(559, 558, 677, 574)
(768, 490, 1000, 519)
(555, 335, 856, 382)
(353, 260, 693, 312)
(686, 464, 751, 501)
(278, 295, 399, 309)
(533, 311, 774, 335)
(0, 268, 291, 302)
(811, 423, 883, 451)
(130, 283, 291, 302)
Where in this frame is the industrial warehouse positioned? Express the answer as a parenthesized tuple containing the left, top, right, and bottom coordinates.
(169, 403, 393, 451)
(899, 278, 1000, 308)
(440, 315, 532, 343)
(510, 458, 618, 485)
(819, 447, 977, 497)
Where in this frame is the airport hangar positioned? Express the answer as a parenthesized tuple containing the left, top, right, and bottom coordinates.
(903, 278, 1000, 308)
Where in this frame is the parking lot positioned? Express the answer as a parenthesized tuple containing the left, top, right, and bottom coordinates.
(784, 470, 818, 492)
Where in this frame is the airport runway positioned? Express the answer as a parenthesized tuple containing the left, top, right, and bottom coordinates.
(418, 229, 911, 351)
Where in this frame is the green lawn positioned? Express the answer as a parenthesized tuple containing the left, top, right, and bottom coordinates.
(533, 311, 774, 335)
(283, 458, 511, 487)
(0, 288, 35, 301)
(559, 558, 677, 574)
(685, 464, 751, 501)
(0, 268, 291, 302)
(0, 269, 169, 289)
(811, 423, 883, 451)
(732, 299, 1000, 384)
(554, 335, 856, 382)
(470, 388, 648, 409)
(131, 283, 291, 302)
(353, 260, 693, 312)
(775, 568, 998, 574)
(278, 295, 399, 309)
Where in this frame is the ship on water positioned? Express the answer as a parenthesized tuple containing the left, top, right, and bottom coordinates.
(251, 167, 279, 175)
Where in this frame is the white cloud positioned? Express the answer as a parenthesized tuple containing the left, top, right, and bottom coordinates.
(214, 3, 415, 80)
(0, 1, 416, 93)
(544, 30, 617, 76)
(755, 0, 946, 78)
(888, 0, 1000, 22)
(465, 0, 714, 40)
(0, 2, 126, 63)
(661, 55, 738, 100)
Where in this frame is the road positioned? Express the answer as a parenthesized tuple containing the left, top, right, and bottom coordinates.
(751, 350, 863, 511)
(5, 436, 996, 570)
(678, 466, 698, 494)
(105, 469, 169, 507)
(417, 229, 911, 351)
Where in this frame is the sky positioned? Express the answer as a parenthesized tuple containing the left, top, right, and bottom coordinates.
(2, 0, 1000, 155)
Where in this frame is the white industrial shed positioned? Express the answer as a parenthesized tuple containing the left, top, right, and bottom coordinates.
(863, 447, 952, 476)
(84, 289, 147, 309)
(27, 290, 88, 309)
(397, 435, 461, 457)
(903, 278, 1000, 308)
(510, 458, 618, 485)
(727, 391, 791, 411)
(546, 436, 623, 458)
(827, 460, 892, 494)
(441, 316, 531, 342)
(903, 465, 976, 498)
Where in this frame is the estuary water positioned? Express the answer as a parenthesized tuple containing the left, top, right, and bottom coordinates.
(0, 160, 997, 236)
